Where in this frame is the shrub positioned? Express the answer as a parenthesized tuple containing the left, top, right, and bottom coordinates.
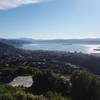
(71, 70, 100, 100)
(46, 91, 70, 100)
(0, 93, 15, 100)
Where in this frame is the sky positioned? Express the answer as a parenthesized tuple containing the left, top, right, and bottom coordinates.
(0, 0, 100, 39)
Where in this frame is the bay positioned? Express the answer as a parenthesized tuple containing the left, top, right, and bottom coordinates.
(22, 43, 100, 54)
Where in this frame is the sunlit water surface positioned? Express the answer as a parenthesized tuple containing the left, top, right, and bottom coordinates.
(22, 43, 100, 54)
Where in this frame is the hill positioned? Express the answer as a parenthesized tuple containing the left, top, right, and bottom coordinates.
(0, 38, 33, 47)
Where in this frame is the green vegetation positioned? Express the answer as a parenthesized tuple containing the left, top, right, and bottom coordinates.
(0, 69, 100, 100)
(0, 84, 48, 100)
(46, 91, 69, 100)
(71, 70, 100, 100)
(29, 70, 70, 96)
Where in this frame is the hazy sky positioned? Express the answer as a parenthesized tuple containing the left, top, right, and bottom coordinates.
(0, 0, 100, 39)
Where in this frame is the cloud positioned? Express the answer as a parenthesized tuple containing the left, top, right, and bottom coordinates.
(0, 0, 46, 10)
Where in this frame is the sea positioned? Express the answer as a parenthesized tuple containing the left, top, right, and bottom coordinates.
(22, 43, 100, 54)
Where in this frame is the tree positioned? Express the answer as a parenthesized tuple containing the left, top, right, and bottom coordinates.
(71, 70, 100, 100)
(30, 70, 56, 94)
(55, 77, 70, 95)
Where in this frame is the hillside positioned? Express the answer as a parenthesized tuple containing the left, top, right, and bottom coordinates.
(0, 38, 33, 47)
(0, 42, 15, 55)
(0, 42, 14, 48)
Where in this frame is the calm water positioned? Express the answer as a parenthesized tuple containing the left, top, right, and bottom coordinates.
(22, 43, 100, 54)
